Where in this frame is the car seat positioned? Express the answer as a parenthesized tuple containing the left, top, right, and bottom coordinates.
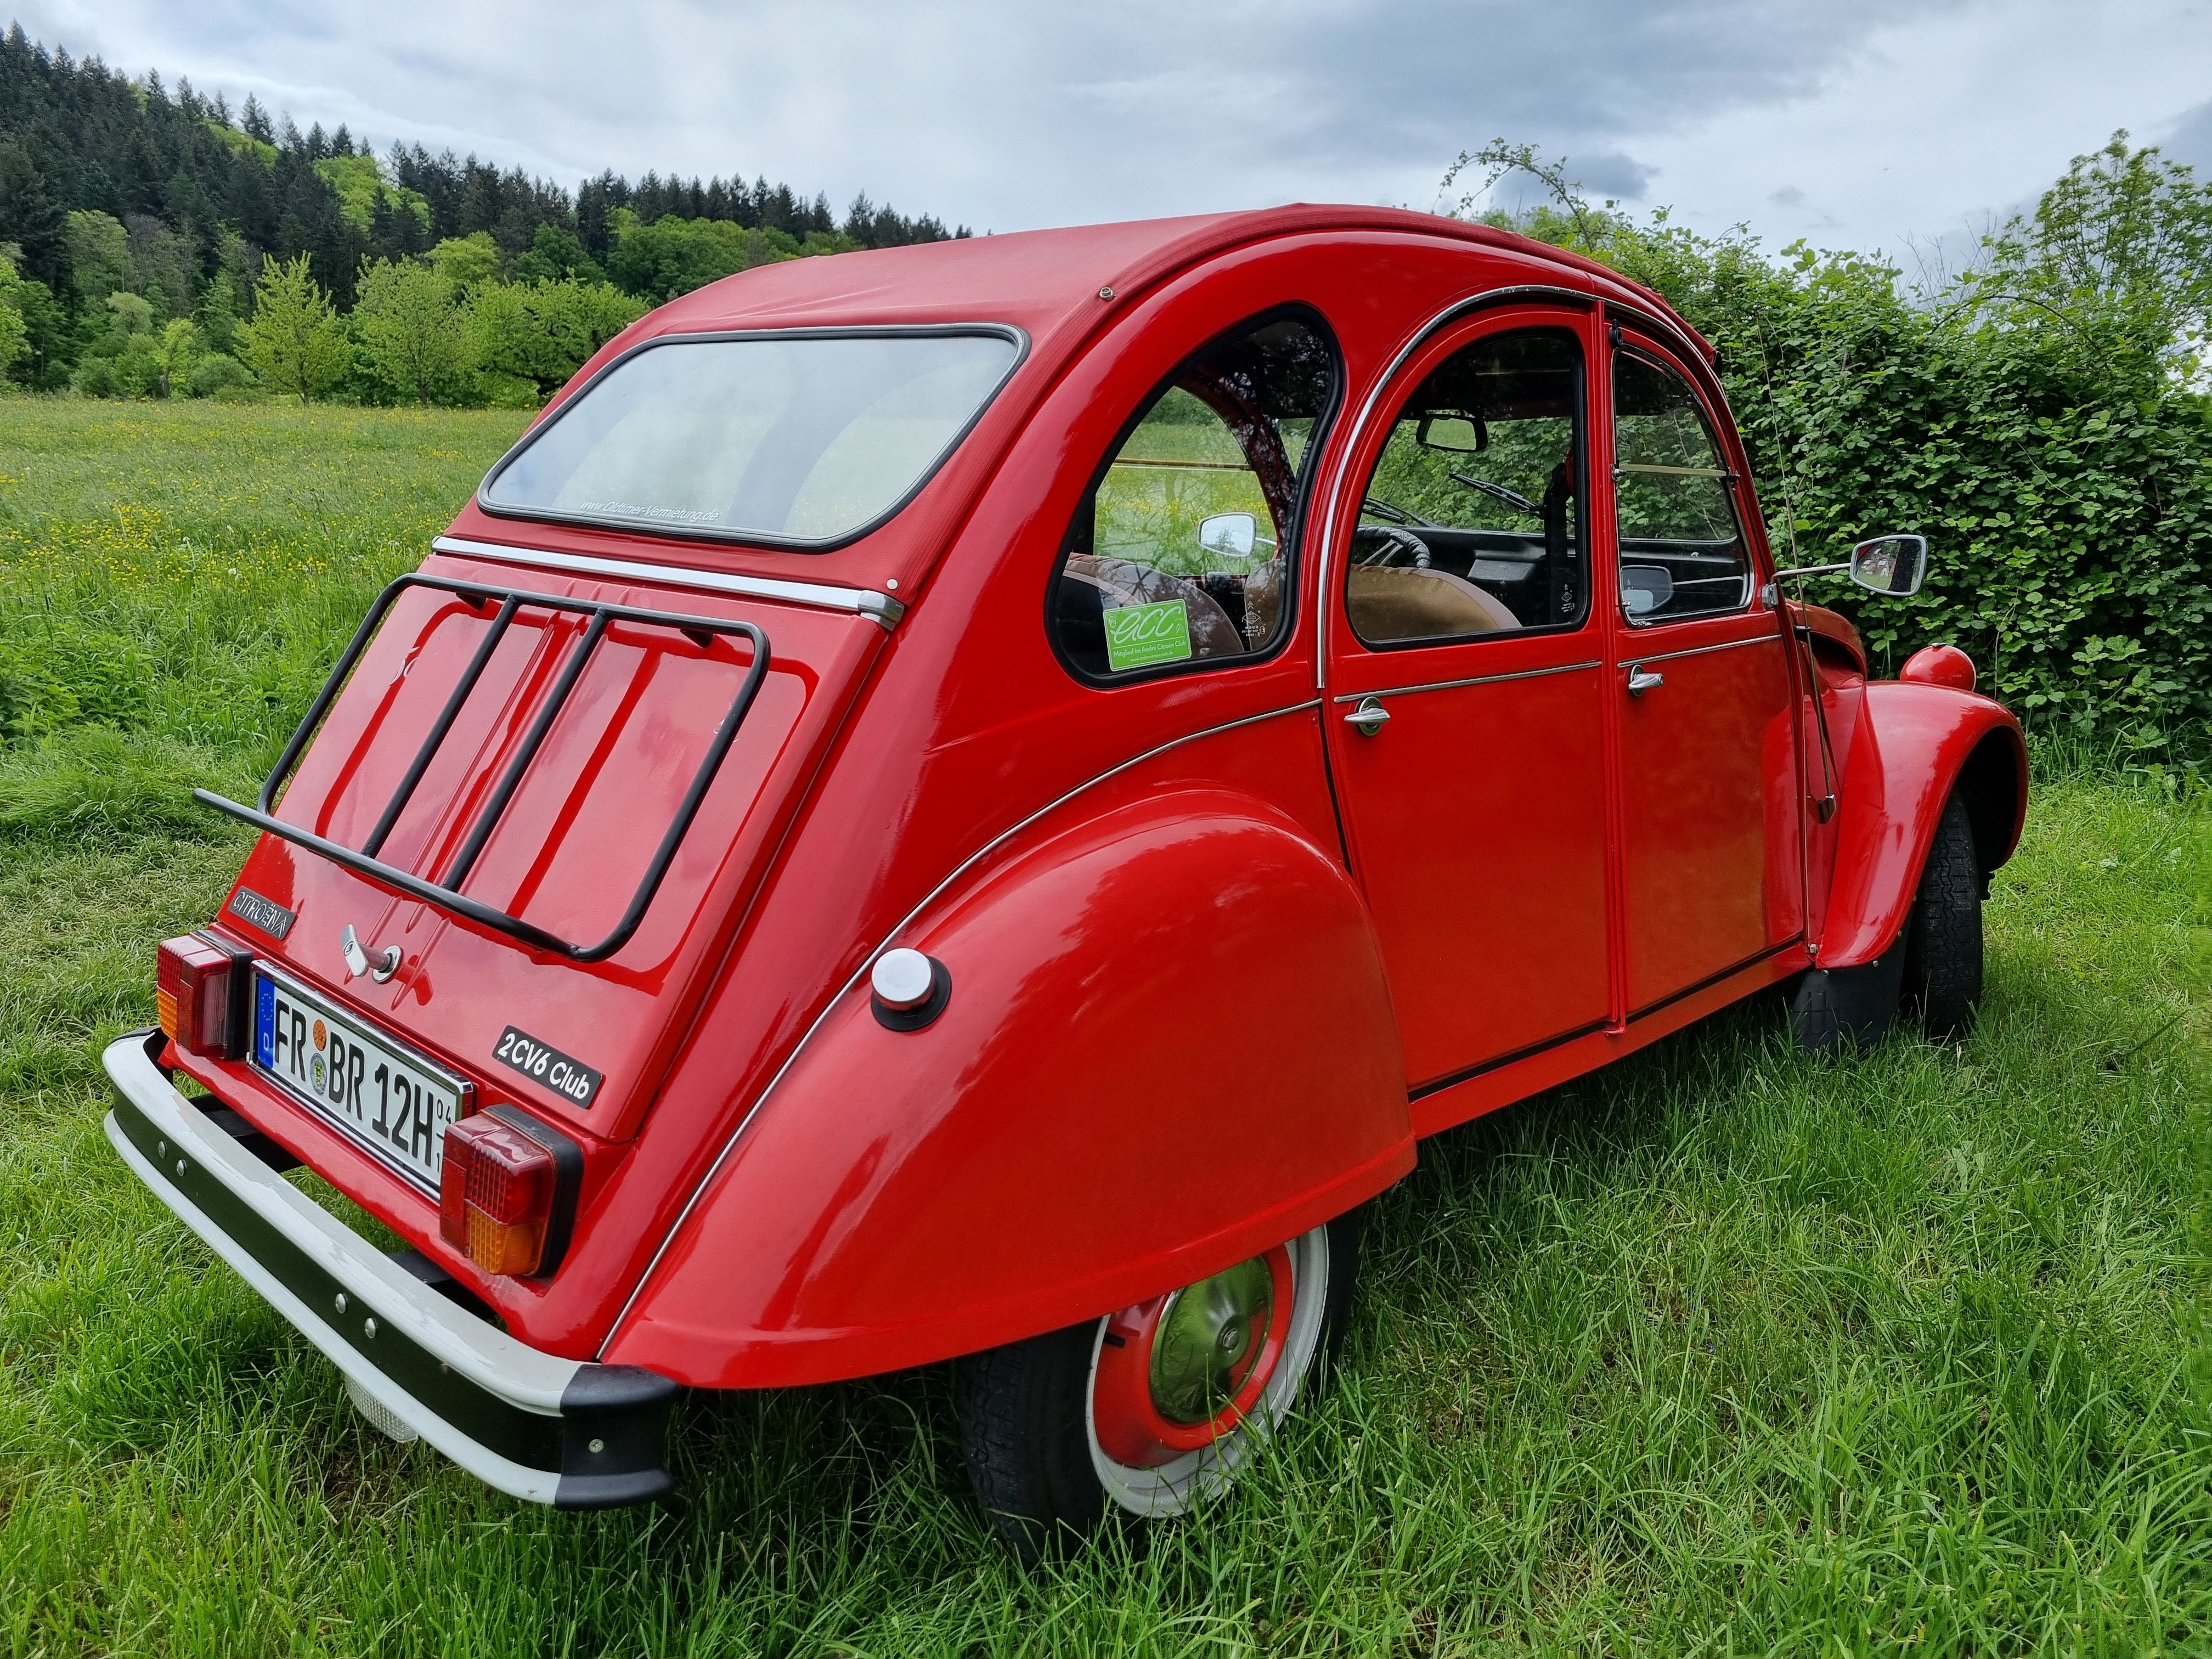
(1346, 565, 1520, 644)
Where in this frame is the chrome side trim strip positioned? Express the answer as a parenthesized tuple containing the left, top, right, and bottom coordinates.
(1617, 633, 1780, 667)
(430, 535, 907, 628)
(602, 698, 1323, 1350)
(1328, 659, 1600, 704)
(1312, 284, 1595, 692)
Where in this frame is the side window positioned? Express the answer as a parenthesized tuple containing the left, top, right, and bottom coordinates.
(1345, 327, 1586, 647)
(1612, 350, 1751, 623)
(1052, 312, 1337, 679)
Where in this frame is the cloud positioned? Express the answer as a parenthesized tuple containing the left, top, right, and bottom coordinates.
(9, 0, 2212, 256)
(2155, 95, 2212, 172)
(1768, 184, 1807, 207)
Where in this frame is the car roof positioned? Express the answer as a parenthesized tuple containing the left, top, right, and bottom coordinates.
(635, 205, 1712, 360)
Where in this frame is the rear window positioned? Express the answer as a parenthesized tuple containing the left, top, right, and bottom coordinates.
(478, 328, 1024, 548)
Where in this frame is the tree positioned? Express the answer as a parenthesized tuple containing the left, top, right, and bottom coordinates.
(470, 275, 645, 399)
(61, 210, 132, 304)
(236, 253, 349, 401)
(353, 256, 473, 403)
(428, 232, 502, 290)
(1971, 132, 2212, 384)
(0, 139, 63, 289)
(0, 249, 27, 377)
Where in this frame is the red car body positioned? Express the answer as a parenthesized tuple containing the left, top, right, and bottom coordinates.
(107, 206, 2027, 1509)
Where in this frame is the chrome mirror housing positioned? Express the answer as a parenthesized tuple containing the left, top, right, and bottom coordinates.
(1849, 534, 1927, 597)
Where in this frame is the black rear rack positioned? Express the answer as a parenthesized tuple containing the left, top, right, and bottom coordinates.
(196, 572, 771, 963)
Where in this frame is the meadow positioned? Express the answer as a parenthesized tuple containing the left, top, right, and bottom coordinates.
(0, 398, 2207, 1657)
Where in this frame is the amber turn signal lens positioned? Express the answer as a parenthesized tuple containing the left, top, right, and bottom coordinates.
(439, 1113, 558, 1277)
(156, 935, 247, 1058)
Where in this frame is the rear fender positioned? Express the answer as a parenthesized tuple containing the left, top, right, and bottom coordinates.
(603, 786, 1413, 1388)
(1819, 680, 2027, 968)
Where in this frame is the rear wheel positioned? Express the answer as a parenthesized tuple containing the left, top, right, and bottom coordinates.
(958, 1210, 1362, 1561)
(1902, 791, 1984, 1040)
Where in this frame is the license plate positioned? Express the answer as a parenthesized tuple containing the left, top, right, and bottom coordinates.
(251, 968, 471, 1192)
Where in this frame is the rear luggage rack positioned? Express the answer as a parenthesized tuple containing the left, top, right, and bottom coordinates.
(196, 572, 771, 963)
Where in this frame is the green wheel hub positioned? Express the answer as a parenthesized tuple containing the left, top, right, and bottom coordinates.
(1148, 1255, 1273, 1425)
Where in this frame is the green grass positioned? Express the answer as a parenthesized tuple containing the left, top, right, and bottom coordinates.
(1, 398, 2208, 1656)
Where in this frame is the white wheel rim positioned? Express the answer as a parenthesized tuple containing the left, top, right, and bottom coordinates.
(1082, 1223, 1330, 1517)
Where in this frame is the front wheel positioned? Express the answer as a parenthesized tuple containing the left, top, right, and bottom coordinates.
(958, 1210, 1362, 1561)
(1902, 791, 1984, 1040)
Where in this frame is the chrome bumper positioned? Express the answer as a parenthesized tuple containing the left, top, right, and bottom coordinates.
(102, 1030, 675, 1508)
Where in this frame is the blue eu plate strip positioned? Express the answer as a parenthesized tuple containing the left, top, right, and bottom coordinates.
(255, 975, 276, 1069)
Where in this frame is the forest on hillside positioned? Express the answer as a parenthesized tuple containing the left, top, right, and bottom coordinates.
(0, 26, 965, 401)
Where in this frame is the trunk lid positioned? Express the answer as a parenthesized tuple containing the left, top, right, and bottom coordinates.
(222, 548, 884, 1140)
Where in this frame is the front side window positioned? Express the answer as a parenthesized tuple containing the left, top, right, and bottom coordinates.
(479, 328, 1023, 548)
(1345, 327, 1587, 647)
(1612, 349, 1751, 622)
(1051, 312, 1338, 679)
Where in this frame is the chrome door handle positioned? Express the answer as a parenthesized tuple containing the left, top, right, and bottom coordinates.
(1344, 696, 1390, 736)
(1625, 665, 1666, 696)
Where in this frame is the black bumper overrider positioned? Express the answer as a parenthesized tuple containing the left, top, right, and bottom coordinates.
(103, 1030, 676, 1508)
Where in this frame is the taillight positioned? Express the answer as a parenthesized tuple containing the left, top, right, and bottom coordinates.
(439, 1107, 580, 1277)
(156, 934, 251, 1058)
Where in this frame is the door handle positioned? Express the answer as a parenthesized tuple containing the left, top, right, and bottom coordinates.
(1344, 696, 1390, 736)
(1625, 664, 1666, 696)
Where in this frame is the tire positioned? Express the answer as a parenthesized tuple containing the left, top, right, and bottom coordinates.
(1901, 791, 1984, 1041)
(957, 1208, 1363, 1562)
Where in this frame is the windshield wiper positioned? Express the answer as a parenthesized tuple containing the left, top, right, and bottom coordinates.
(1449, 470, 1541, 517)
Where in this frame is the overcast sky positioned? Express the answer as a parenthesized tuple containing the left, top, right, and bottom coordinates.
(13, 0, 2212, 261)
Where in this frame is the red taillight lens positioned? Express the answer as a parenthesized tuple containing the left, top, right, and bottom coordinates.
(439, 1109, 576, 1277)
(156, 935, 247, 1058)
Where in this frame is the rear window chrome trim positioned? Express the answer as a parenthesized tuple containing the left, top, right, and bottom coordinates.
(473, 322, 1030, 555)
(432, 536, 907, 627)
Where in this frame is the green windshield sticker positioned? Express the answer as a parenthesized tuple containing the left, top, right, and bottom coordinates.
(1103, 600, 1193, 671)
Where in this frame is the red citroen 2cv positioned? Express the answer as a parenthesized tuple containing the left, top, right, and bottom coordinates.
(106, 207, 2027, 1557)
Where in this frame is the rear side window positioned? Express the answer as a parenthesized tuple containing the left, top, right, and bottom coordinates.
(1051, 312, 1338, 680)
(479, 328, 1023, 549)
(1612, 349, 1751, 622)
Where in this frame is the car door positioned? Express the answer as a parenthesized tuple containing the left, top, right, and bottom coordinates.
(1603, 324, 1803, 1012)
(1323, 305, 1611, 1093)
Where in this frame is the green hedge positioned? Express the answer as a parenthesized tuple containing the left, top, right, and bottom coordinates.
(1475, 136, 2212, 759)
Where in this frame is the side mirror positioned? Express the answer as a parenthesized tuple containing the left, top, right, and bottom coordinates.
(1415, 411, 1488, 454)
(1619, 564, 1674, 617)
(1197, 512, 1259, 559)
(1849, 534, 1927, 597)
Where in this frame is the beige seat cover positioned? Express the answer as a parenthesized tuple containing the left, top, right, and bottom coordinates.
(1346, 566, 1521, 644)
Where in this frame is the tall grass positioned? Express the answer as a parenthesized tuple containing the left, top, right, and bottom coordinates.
(0, 400, 2205, 1655)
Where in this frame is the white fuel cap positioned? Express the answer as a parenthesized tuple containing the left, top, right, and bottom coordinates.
(870, 947, 936, 1011)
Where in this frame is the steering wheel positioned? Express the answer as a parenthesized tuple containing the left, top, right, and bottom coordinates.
(1357, 524, 1431, 569)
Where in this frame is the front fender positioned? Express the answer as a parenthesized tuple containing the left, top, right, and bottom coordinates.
(605, 786, 1413, 1388)
(1820, 680, 2027, 968)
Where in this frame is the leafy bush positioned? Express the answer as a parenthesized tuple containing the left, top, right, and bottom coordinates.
(184, 351, 252, 397)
